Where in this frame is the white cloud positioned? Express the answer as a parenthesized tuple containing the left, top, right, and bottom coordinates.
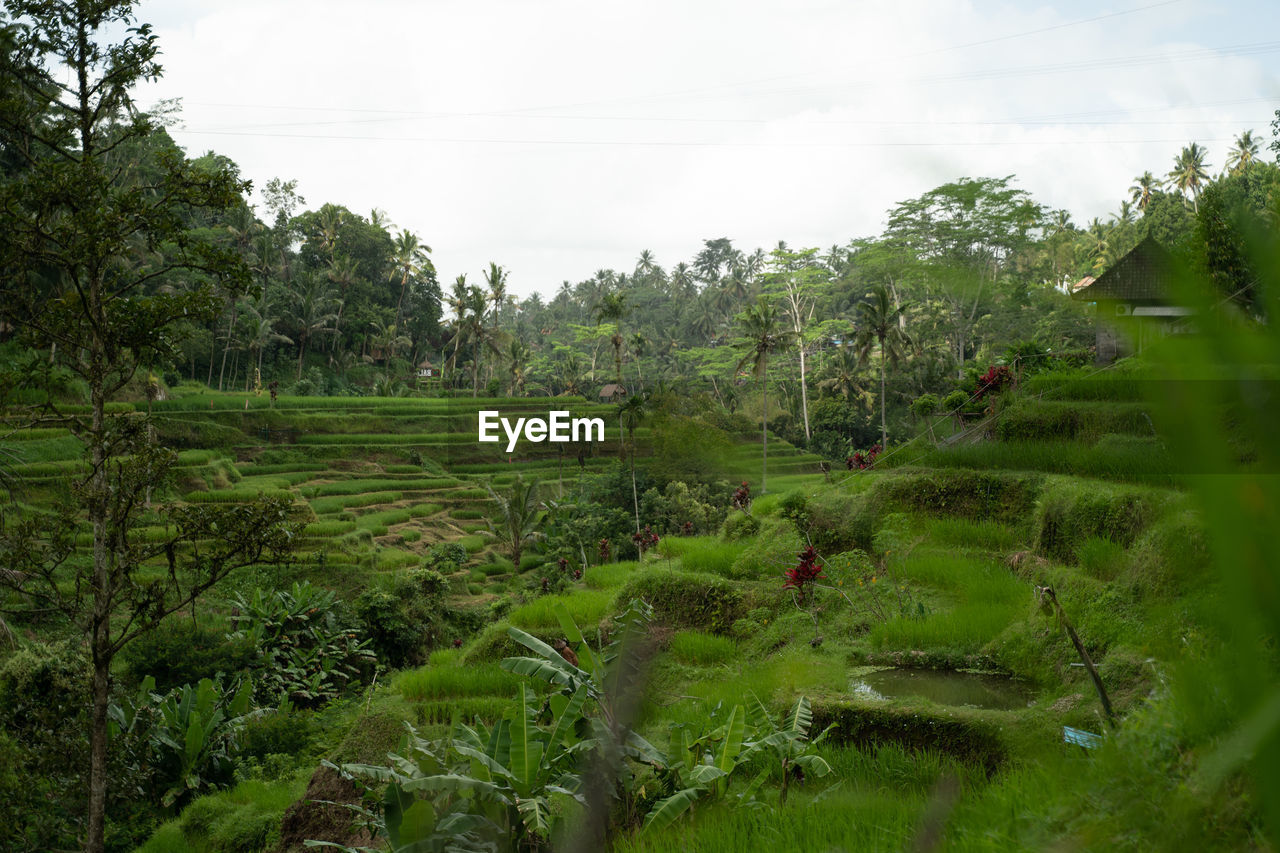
(138, 0, 1280, 296)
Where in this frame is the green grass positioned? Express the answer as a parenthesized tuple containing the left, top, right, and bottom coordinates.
(184, 487, 294, 503)
(301, 477, 455, 497)
(657, 536, 747, 577)
(921, 518, 1025, 552)
(667, 630, 737, 666)
(508, 588, 615, 631)
(301, 520, 357, 537)
(308, 491, 402, 513)
(583, 561, 638, 590)
(923, 439, 1174, 483)
(395, 660, 520, 701)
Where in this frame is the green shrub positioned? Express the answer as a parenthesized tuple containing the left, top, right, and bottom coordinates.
(615, 569, 744, 634)
(120, 620, 255, 693)
(722, 512, 760, 540)
(994, 401, 1154, 443)
(809, 701, 1008, 773)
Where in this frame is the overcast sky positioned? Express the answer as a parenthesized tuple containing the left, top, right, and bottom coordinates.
(139, 0, 1280, 299)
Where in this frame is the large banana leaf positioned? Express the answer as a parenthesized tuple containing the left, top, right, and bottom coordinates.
(784, 695, 812, 736)
(507, 684, 546, 794)
(642, 787, 705, 834)
(715, 705, 746, 774)
(400, 773, 513, 806)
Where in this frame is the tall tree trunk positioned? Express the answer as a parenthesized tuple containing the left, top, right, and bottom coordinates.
(630, 430, 640, 533)
(879, 348, 888, 450)
(296, 333, 308, 380)
(217, 304, 237, 391)
(798, 344, 811, 441)
(761, 368, 769, 494)
(86, 284, 109, 853)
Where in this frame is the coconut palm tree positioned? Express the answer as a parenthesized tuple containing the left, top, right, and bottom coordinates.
(1226, 130, 1260, 176)
(818, 345, 869, 404)
(1129, 171, 1158, 212)
(1167, 143, 1211, 212)
(485, 474, 543, 570)
(391, 230, 433, 327)
(507, 338, 532, 396)
(617, 392, 648, 532)
(853, 284, 913, 450)
(241, 296, 292, 381)
(290, 274, 339, 380)
(368, 318, 410, 366)
(734, 297, 796, 494)
(593, 291, 629, 386)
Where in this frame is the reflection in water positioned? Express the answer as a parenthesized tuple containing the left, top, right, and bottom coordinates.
(849, 668, 1033, 711)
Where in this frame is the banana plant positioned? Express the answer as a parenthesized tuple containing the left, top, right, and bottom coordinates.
(738, 694, 834, 804)
(642, 695, 834, 833)
(108, 675, 256, 809)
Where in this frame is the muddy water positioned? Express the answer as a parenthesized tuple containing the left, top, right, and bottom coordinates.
(849, 667, 1034, 710)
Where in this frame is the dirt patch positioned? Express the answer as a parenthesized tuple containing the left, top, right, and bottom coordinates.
(276, 765, 377, 853)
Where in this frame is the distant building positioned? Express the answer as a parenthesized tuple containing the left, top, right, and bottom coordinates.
(1071, 237, 1192, 362)
(416, 358, 437, 379)
(598, 383, 627, 402)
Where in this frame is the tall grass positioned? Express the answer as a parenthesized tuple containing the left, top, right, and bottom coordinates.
(395, 661, 520, 701)
(667, 630, 736, 666)
(184, 487, 294, 503)
(923, 439, 1174, 483)
(508, 588, 614, 631)
(657, 536, 746, 577)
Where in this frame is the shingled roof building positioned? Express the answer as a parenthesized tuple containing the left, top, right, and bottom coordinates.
(1071, 237, 1192, 362)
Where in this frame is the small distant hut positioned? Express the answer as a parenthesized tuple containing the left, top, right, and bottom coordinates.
(598, 383, 627, 402)
(416, 358, 437, 379)
(1071, 237, 1192, 362)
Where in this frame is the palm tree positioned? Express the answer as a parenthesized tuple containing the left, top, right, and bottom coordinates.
(630, 331, 648, 386)
(241, 296, 292, 380)
(617, 393, 648, 532)
(290, 275, 339, 379)
(734, 297, 796, 494)
(853, 284, 913, 450)
(368, 319, 410, 365)
(326, 254, 360, 352)
(593, 291, 629, 386)
(1167, 143, 1211, 212)
(391, 230, 433, 327)
(446, 285, 502, 396)
(485, 474, 543, 570)
(1129, 171, 1158, 212)
(507, 338, 532, 396)
(818, 345, 869, 404)
(1226, 130, 1260, 176)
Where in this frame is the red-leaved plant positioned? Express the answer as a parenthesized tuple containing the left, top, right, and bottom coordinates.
(976, 365, 1013, 399)
(731, 481, 752, 513)
(632, 525, 660, 558)
(783, 546, 824, 603)
(598, 538, 611, 563)
(846, 443, 883, 470)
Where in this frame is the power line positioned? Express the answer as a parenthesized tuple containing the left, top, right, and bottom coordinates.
(173, 128, 1234, 148)
(183, 0, 1203, 125)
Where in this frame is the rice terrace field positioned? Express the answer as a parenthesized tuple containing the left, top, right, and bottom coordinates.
(2, 1, 1280, 851)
